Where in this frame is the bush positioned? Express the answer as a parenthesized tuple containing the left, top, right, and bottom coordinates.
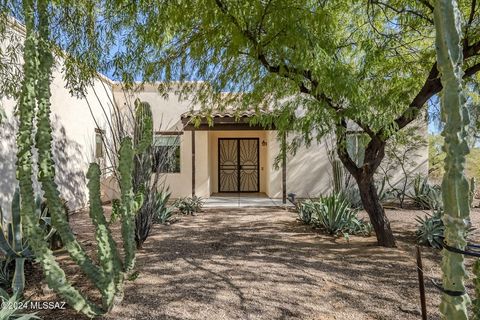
(174, 196, 204, 215)
(410, 175, 442, 209)
(299, 193, 372, 237)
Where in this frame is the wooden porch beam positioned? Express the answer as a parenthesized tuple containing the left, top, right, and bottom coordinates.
(282, 131, 287, 205)
(192, 130, 196, 197)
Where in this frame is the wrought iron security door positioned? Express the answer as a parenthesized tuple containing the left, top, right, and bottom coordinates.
(218, 138, 259, 192)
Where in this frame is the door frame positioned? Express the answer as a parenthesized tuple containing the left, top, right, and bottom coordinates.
(218, 138, 260, 193)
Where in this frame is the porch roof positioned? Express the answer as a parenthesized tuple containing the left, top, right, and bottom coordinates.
(181, 108, 275, 131)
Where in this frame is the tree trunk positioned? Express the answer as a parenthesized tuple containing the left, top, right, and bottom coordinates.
(356, 173, 396, 247)
(336, 123, 396, 247)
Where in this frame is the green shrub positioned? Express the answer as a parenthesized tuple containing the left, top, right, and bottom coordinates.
(153, 191, 173, 224)
(300, 193, 372, 237)
(410, 175, 442, 209)
(415, 208, 444, 249)
(174, 196, 204, 215)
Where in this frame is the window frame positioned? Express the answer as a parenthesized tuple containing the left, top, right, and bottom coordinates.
(152, 131, 183, 174)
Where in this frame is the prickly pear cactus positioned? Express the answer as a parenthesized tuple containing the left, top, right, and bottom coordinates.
(434, 0, 471, 318)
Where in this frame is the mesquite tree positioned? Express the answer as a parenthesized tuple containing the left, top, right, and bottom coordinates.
(82, 0, 480, 247)
(434, 0, 472, 318)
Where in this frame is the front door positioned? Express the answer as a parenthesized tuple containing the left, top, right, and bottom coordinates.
(218, 138, 259, 192)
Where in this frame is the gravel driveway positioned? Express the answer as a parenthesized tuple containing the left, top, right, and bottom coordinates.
(102, 207, 454, 320)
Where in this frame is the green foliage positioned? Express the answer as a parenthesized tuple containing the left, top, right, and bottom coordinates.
(153, 191, 173, 224)
(0, 288, 39, 320)
(415, 208, 444, 249)
(299, 194, 372, 237)
(174, 196, 204, 215)
(410, 175, 442, 209)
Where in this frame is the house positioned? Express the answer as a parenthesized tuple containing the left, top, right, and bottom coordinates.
(0, 21, 429, 214)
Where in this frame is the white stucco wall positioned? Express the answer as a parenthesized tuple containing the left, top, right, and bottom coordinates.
(266, 131, 332, 199)
(112, 84, 211, 198)
(0, 73, 115, 213)
(0, 20, 115, 213)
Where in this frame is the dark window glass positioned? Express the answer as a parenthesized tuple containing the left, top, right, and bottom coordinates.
(153, 135, 181, 173)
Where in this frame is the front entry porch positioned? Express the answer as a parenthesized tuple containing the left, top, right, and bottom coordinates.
(181, 109, 288, 204)
(204, 192, 292, 208)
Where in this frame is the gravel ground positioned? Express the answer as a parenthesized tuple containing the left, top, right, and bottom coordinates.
(33, 207, 480, 320)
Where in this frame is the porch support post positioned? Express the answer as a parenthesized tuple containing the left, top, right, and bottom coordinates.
(281, 131, 287, 204)
(192, 130, 196, 197)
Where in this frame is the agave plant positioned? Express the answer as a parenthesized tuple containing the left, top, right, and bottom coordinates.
(0, 189, 58, 294)
(297, 201, 313, 224)
(0, 288, 39, 319)
(174, 196, 204, 215)
(301, 193, 371, 237)
(415, 208, 445, 249)
(410, 175, 442, 209)
(153, 191, 173, 224)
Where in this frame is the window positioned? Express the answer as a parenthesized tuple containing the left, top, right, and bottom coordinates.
(153, 134, 181, 173)
(95, 128, 105, 158)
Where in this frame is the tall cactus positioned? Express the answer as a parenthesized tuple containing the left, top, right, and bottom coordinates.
(16, 0, 102, 316)
(434, 0, 472, 318)
(14, 0, 139, 317)
(118, 137, 137, 272)
(132, 99, 155, 248)
(332, 159, 344, 194)
(470, 177, 476, 208)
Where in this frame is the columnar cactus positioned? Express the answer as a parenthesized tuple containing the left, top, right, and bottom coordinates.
(16, 0, 102, 317)
(132, 99, 155, 248)
(470, 177, 476, 208)
(35, 0, 105, 291)
(118, 138, 137, 272)
(14, 0, 139, 317)
(434, 0, 472, 318)
(473, 260, 480, 319)
(332, 159, 344, 194)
